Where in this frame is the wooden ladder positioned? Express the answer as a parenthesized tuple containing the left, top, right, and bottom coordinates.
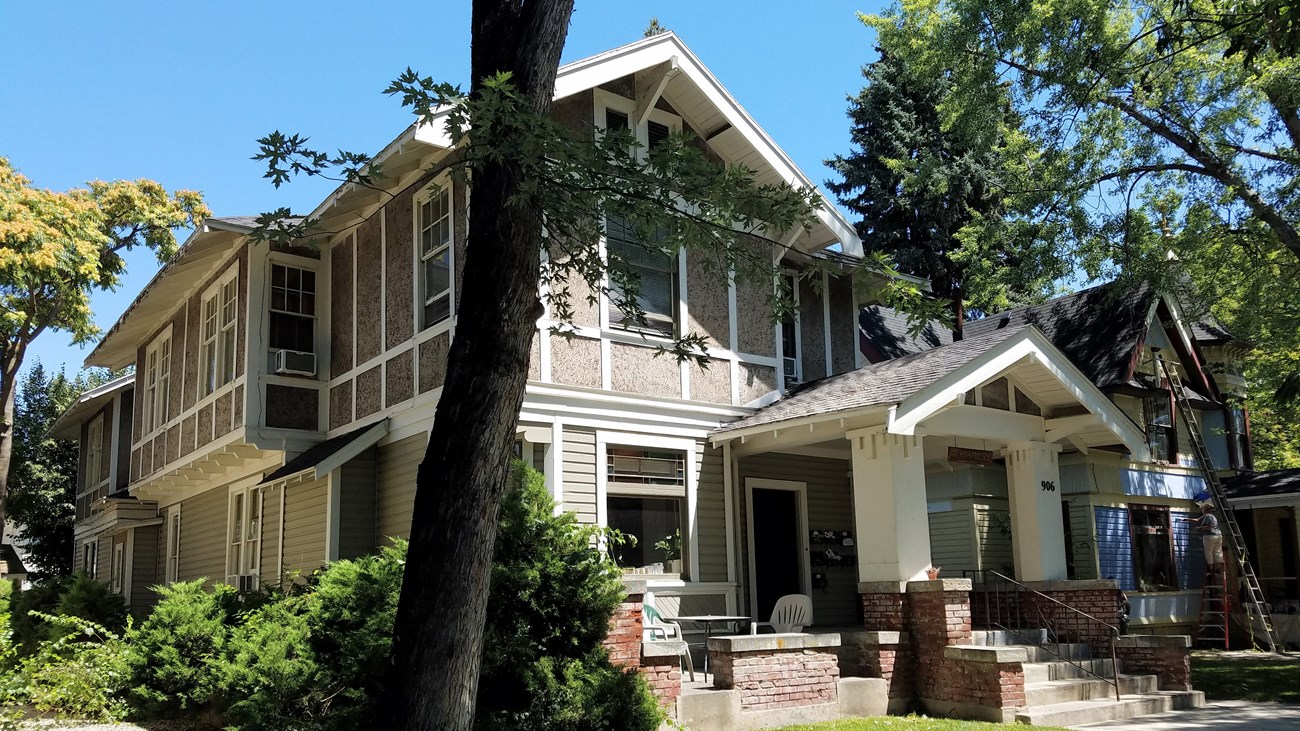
(1154, 351, 1279, 653)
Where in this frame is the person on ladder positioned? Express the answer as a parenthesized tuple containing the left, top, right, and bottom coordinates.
(1183, 503, 1224, 569)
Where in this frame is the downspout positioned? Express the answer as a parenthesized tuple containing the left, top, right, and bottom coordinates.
(278, 481, 286, 589)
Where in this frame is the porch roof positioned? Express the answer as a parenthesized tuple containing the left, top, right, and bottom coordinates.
(711, 324, 1150, 460)
(713, 324, 1028, 435)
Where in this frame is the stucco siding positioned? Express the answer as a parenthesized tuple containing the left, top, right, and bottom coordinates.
(376, 434, 425, 543)
(283, 476, 328, 576)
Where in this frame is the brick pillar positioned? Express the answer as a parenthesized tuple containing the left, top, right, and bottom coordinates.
(603, 587, 644, 670)
(1115, 635, 1192, 691)
(906, 578, 974, 703)
(859, 581, 913, 709)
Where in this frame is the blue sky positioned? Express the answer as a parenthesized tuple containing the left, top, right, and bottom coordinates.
(2, 1, 889, 376)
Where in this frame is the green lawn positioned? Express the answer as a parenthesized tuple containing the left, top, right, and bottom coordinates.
(1191, 650, 1300, 703)
(770, 717, 1070, 731)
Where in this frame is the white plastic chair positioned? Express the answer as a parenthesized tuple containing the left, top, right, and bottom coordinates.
(751, 594, 813, 634)
(642, 598, 695, 681)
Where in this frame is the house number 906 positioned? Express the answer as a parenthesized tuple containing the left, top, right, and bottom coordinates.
(1040, 481, 1057, 492)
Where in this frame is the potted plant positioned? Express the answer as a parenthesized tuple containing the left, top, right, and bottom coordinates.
(655, 529, 682, 574)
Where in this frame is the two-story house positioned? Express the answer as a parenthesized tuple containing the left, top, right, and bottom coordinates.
(56, 32, 1257, 645)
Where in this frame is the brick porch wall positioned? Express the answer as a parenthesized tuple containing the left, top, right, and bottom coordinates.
(907, 580, 975, 703)
(641, 654, 683, 704)
(604, 591, 644, 669)
(1115, 635, 1192, 690)
(709, 634, 841, 712)
(859, 581, 914, 704)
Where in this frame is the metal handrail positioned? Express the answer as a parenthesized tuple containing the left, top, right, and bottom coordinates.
(970, 570, 1122, 703)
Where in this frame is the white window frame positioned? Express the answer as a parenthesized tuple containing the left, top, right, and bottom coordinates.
(110, 542, 126, 594)
(268, 261, 318, 355)
(595, 430, 698, 581)
(82, 539, 98, 579)
(779, 272, 802, 386)
(165, 505, 182, 584)
(86, 415, 104, 489)
(142, 327, 173, 435)
(594, 91, 685, 341)
(200, 266, 240, 398)
(416, 183, 455, 331)
(226, 484, 264, 586)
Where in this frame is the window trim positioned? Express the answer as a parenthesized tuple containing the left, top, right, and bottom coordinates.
(267, 261, 319, 355)
(780, 272, 802, 386)
(226, 484, 264, 587)
(142, 326, 173, 437)
(110, 541, 126, 595)
(81, 539, 98, 579)
(596, 431, 697, 580)
(199, 265, 240, 399)
(165, 505, 182, 584)
(86, 415, 105, 490)
(415, 182, 456, 331)
(1127, 503, 1179, 592)
(1144, 391, 1178, 464)
(594, 90, 685, 341)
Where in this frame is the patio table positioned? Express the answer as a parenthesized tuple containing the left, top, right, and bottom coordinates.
(662, 614, 751, 676)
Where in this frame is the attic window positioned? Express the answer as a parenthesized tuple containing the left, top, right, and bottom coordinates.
(647, 120, 670, 152)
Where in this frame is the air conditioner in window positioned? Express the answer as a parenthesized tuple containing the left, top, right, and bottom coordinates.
(235, 574, 258, 593)
(274, 349, 316, 376)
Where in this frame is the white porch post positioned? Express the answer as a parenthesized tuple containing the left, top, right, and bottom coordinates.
(847, 427, 931, 583)
(1004, 440, 1068, 582)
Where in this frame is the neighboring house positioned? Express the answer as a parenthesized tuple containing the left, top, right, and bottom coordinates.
(1223, 470, 1300, 616)
(53, 31, 1255, 643)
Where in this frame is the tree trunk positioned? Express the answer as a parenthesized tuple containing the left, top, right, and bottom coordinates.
(381, 2, 574, 729)
(0, 342, 26, 531)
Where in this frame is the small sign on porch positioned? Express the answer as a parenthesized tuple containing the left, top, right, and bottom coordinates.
(948, 446, 994, 466)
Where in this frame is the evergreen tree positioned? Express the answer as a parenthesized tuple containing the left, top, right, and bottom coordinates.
(827, 48, 1067, 338)
(5, 362, 110, 578)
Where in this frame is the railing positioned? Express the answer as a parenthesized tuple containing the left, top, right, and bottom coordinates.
(966, 569, 1122, 703)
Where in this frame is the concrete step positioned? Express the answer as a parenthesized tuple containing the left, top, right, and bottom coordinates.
(1025, 674, 1157, 706)
(1014, 690, 1206, 726)
(970, 629, 1049, 645)
(1020, 643, 1093, 662)
(1023, 658, 1122, 683)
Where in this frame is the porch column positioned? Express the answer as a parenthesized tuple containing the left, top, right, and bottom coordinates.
(847, 428, 931, 583)
(1004, 440, 1067, 582)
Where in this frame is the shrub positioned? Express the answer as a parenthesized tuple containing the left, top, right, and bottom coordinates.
(9, 573, 127, 654)
(475, 461, 662, 730)
(3, 612, 131, 722)
(126, 580, 239, 716)
(222, 543, 405, 731)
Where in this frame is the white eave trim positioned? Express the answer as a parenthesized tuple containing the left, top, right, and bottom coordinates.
(554, 32, 861, 257)
(887, 327, 1152, 460)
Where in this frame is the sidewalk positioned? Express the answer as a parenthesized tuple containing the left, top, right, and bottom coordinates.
(1074, 700, 1300, 729)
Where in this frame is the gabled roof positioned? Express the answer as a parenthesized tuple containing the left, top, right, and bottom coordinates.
(411, 31, 862, 256)
(48, 373, 134, 439)
(960, 282, 1155, 390)
(858, 305, 953, 363)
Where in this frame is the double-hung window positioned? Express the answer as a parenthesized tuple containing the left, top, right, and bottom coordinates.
(86, 416, 104, 488)
(82, 540, 98, 578)
(419, 187, 454, 329)
(605, 446, 687, 576)
(165, 506, 181, 584)
(599, 99, 682, 338)
(201, 269, 239, 396)
(1230, 405, 1252, 469)
(226, 486, 263, 586)
(605, 217, 677, 336)
(143, 332, 172, 433)
(780, 274, 801, 385)
(270, 264, 316, 353)
(1144, 395, 1176, 463)
(111, 542, 125, 595)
